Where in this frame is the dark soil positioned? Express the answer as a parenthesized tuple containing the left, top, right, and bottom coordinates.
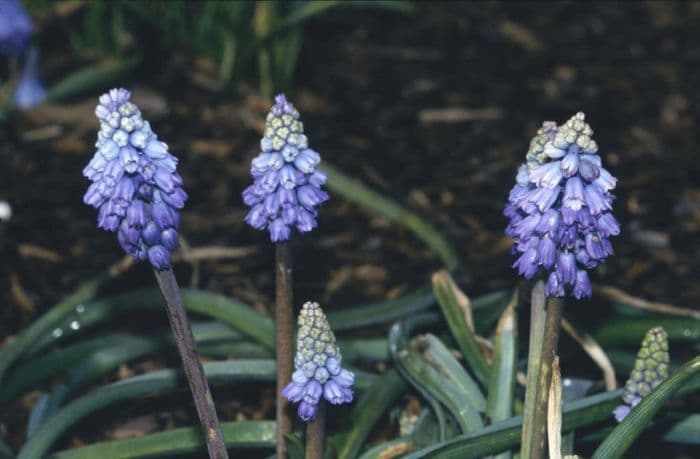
(1, 1, 699, 456)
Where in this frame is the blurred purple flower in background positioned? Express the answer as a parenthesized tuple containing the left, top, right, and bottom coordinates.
(505, 112, 619, 299)
(282, 301, 354, 422)
(242, 94, 328, 242)
(13, 46, 45, 109)
(0, 0, 33, 56)
(83, 88, 187, 270)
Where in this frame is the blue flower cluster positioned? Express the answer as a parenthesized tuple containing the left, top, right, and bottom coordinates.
(13, 46, 45, 109)
(282, 301, 354, 421)
(0, 0, 33, 55)
(504, 112, 619, 298)
(83, 88, 187, 270)
(242, 94, 329, 242)
(613, 327, 669, 422)
(0, 0, 46, 109)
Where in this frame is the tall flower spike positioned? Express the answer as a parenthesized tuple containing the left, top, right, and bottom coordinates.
(242, 94, 329, 242)
(504, 112, 619, 298)
(0, 0, 33, 56)
(283, 302, 354, 422)
(83, 88, 188, 270)
(613, 327, 669, 422)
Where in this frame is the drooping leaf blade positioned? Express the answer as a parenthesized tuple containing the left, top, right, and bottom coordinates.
(336, 369, 407, 459)
(486, 291, 518, 459)
(432, 270, 490, 386)
(48, 421, 275, 459)
(17, 360, 276, 459)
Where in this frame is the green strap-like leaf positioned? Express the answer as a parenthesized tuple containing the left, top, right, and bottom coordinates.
(400, 344, 483, 433)
(402, 365, 700, 459)
(422, 334, 486, 411)
(2, 275, 504, 392)
(403, 389, 621, 459)
(390, 317, 483, 435)
(16, 360, 275, 459)
(45, 59, 139, 103)
(0, 323, 243, 405)
(328, 286, 435, 331)
(0, 440, 13, 459)
(16, 359, 377, 459)
(663, 414, 700, 445)
(486, 291, 518, 459)
(357, 438, 414, 459)
(336, 369, 407, 459)
(432, 270, 490, 386)
(324, 163, 458, 270)
(48, 421, 275, 459)
(283, 433, 306, 459)
(0, 277, 104, 384)
(0, 334, 130, 405)
(594, 318, 700, 346)
(591, 355, 700, 459)
(389, 314, 450, 439)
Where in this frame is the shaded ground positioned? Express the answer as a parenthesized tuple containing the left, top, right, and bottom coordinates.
(1, 1, 699, 456)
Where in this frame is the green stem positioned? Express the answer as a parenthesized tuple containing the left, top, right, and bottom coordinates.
(154, 268, 229, 459)
(253, 1, 274, 99)
(520, 281, 547, 459)
(532, 295, 564, 459)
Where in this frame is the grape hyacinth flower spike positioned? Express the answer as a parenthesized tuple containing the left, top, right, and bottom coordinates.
(0, 0, 34, 56)
(505, 112, 620, 299)
(613, 327, 669, 422)
(509, 113, 619, 459)
(82, 89, 228, 459)
(242, 93, 329, 457)
(83, 88, 187, 270)
(242, 93, 329, 242)
(283, 302, 353, 458)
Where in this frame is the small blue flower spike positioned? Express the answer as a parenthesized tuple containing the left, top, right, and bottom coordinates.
(13, 46, 45, 109)
(83, 88, 188, 270)
(283, 301, 354, 422)
(242, 94, 329, 242)
(0, 0, 33, 56)
(613, 326, 669, 422)
(504, 112, 619, 298)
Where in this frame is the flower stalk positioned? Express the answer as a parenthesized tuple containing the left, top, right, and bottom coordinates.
(154, 268, 229, 459)
(275, 241, 294, 457)
(242, 94, 329, 456)
(522, 287, 564, 459)
(83, 88, 227, 458)
(305, 401, 326, 459)
(508, 113, 618, 458)
(536, 296, 564, 459)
